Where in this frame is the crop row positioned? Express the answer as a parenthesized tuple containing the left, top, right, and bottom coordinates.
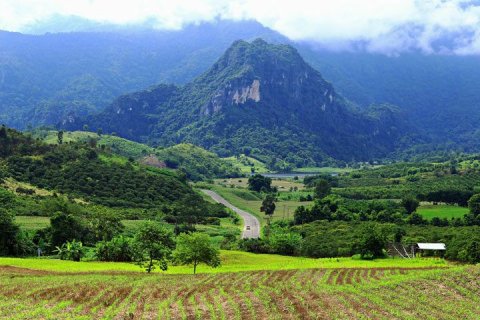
(0, 266, 479, 319)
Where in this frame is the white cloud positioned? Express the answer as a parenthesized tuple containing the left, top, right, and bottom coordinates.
(2, 0, 480, 54)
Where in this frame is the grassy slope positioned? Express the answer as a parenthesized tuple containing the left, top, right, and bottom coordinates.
(417, 204, 469, 220)
(222, 155, 270, 174)
(40, 130, 155, 159)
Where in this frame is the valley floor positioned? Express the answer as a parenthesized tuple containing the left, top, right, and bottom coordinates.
(0, 253, 477, 319)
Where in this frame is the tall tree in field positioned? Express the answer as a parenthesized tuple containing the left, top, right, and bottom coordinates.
(173, 232, 220, 274)
(0, 208, 20, 256)
(401, 197, 419, 214)
(248, 174, 272, 192)
(57, 130, 64, 145)
(260, 194, 276, 223)
(314, 179, 331, 199)
(468, 194, 480, 216)
(134, 222, 175, 273)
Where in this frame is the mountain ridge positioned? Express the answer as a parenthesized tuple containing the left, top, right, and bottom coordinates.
(69, 39, 415, 168)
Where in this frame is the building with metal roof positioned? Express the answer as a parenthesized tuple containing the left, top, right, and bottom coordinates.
(416, 243, 446, 250)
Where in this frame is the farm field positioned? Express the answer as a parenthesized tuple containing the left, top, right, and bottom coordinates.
(0, 260, 476, 319)
(418, 204, 469, 220)
(208, 185, 311, 224)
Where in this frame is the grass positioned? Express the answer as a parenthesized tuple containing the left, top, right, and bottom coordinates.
(14, 216, 50, 231)
(215, 178, 305, 190)
(2, 177, 53, 197)
(222, 155, 270, 174)
(417, 204, 469, 220)
(0, 251, 448, 274)
(14, 217, 164, 234)
(36, 130, 154, 159)
(209, 185, 311, 224)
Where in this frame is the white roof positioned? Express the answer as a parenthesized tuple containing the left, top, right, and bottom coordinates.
(417, 243, 446, 250)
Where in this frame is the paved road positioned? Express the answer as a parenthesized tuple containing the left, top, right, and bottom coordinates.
(201, 189, 260, 239)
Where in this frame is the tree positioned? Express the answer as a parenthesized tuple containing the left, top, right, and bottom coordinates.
(407, 212, 428, 225)
(173, 232, 220, 274)
(57, 130, 64, 145)
(88, 211, 124, 242)
(134, 222, 175, 273)
(95, 236, 134, 262)
(460, 238, 480, 264)
(260, 194, 276, 221)
(248, 174, 272, 192)
(314, 179, 331, 199)
(468, 194, 480, 217)
(50, 212, 87, 247)
(401, 197, 419, 214)
(0, 208, 20, 256)
(356, 225, 387, 259)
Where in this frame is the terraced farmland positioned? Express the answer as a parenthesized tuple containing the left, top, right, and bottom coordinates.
(0, 265, 479, 319)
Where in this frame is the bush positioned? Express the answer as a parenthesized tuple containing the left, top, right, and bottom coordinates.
(55, 240, 84, 262)
(95, 236, 134, 262)
(355, 225, 387, 259)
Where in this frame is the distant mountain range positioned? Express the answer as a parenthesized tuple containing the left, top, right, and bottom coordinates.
(68, 39, 414, 168)
(1, 19, 480, 163)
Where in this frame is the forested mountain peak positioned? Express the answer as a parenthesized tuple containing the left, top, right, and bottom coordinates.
(75, 39, 413, 168)
(195, 39, 336, 116)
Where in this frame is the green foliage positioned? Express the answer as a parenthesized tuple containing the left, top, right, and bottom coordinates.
(95, 236, 134, 262)
(155, 143, 241, 181)
(356, 225, 387, 259)
(4, 130, 199, 209)
(248, 174, 272, 192)
(88, 210, 124, 242)
(50, 212, 88, 247)
(313, 179, 331, 199)
(173, 232, 220, 274)
(55, 240, 84, 262)
(401, 197, 419, 214)
(260, 194, 276, 218)
(468, 194, 480, 216)
(134, 221, 175, 273)
(0, 208, 21, 256)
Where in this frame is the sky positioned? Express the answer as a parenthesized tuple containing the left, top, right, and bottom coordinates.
(2, 0, 480, 55)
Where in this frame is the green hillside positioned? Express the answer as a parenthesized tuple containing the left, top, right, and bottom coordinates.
(32, 129, 240, 180)
(156, 143, 241, 181)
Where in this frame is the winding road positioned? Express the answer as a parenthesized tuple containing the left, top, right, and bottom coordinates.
(201, 189, 260, 239)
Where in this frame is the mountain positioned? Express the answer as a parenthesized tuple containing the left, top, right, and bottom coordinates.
(2, 19, 480, 159)
(73, 39, 414, 168)
(0, 20, 284, 129)
(301, 50, 480, 154)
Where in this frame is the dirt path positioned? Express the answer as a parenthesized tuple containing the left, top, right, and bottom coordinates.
(201, 189, 260, 239)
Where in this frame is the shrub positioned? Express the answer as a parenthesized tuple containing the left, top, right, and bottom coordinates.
(55, 240, 84, 262)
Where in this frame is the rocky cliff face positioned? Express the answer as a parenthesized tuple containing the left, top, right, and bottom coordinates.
(71, 39, 415, 167)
